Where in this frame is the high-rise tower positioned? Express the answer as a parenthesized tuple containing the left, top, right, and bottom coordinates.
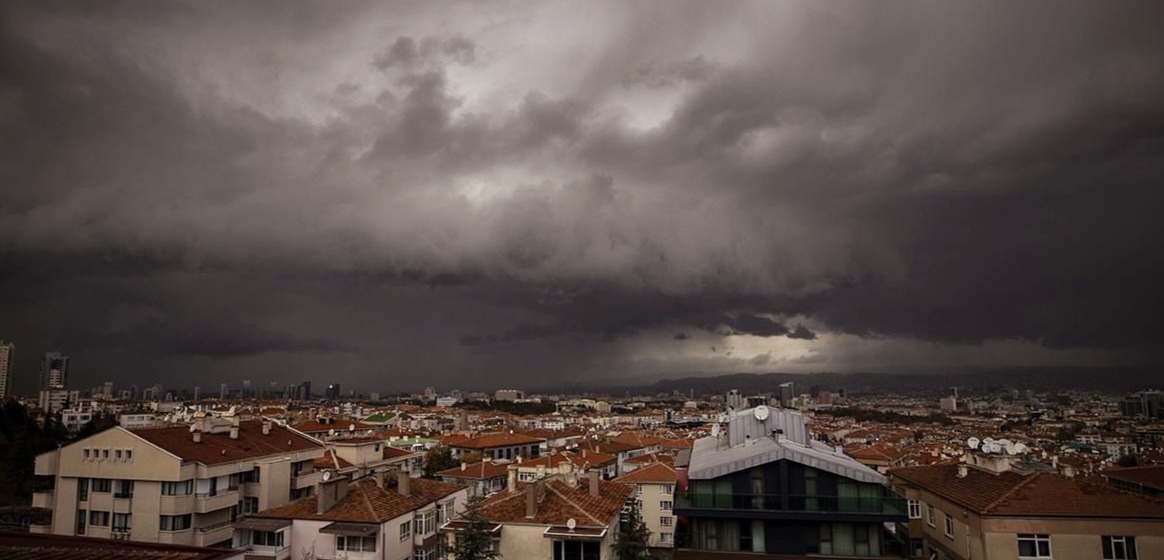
(0, 341, 14, 398)
(42, 351, 69, 390)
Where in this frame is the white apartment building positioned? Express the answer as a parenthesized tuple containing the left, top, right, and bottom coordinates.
(33, 414, 326, 548)
(614, 462, 677, 549)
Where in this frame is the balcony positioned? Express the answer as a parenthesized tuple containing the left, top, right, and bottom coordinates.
(292, 470, 321, 490)
(157, 527, 194, 546)
(160, 494, 195, 515)
(31, 490, 54, 509)
(195, 519, 235, 547)
(195, 488, 240, 513)
(676, 492, 906, 518)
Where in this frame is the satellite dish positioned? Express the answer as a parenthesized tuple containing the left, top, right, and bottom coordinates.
(980, 442, 991, 453)
(1005, 443, 1017, 455)
(566, 518, 577, 530)
(990, 442, 1002, 453)
(321, 470, 332, 482)
(328, 429, 336, 437)
(967, 437, 980, 449)
(998, 439, 1013, 448)
(349, 424, 355, 432)
(754, 405, 770, 421)
(983, 437, 995, 446)
(1014, 443, 1028, 454)
(710, 424, 721, 438)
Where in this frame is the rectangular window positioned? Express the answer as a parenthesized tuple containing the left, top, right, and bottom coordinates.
(400, 520, 411, 541)
(636, 484, 643, 495)
(551, 540, 600, 560)
(102, 449, 109, 460)
(926, 504, 935, 527)
(89, 510, 110, 526)
(161, 480, 193, 495)
(112, 513, 131, 533)
(1103, 536, 1138, 560)
(253, 530, 284, 547)
(78, 478, 89, 501)
(115, 450, 123, 460)
(660, 516, 673, 527)
(75, 509, 86, 535)
(660, 532, 673, 544)
(1017, 534, 1052, 558)
(92, 479, 112, 493)
(337, 535, 377, 552)
(125, 450, 133, 461)
(908, 500, 921, 519)
(660, 484, 674, 494)
(159, 514, 192, 532)
(114, 480, 134, 499)
(83, 449, 91, 460)
(944, 514, 955, 539)
(660, 500, 673, 510)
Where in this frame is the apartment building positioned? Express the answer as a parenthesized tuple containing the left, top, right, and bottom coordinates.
(615, 461, 678, 549)
(236, 471, 466, 560)
(512, 449, 618, 482)
(435, 459, 511, 497)
(888, 455, 1164, 560)
(444, 432, 545, 461)
(440, 471, 632, 560)
(32, 413, 325, 547)
(674, 406, 907, 558)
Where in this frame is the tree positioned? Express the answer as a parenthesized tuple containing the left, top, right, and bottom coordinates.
(451, 494, 500, 560)
(424, 445, 459, 477)
(614, 499, 652, 560)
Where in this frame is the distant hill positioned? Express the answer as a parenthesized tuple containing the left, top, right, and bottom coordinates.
(547, 367, 1163, 397)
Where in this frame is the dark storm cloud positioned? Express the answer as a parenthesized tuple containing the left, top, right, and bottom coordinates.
(1, 1, 1162, 391)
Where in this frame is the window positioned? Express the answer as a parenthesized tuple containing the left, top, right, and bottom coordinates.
(552, 540, 600, 560)
(400, 520, 411, 541)
(75, 509, 86, 535)
(944, 513, 955, 539)
(1103, 536, 1137, 560)
(83, 449, 91, 460)
(78, 478, 89, 501)
(660, 516, 673, 527)
(92, 479, 112, 493)
(159, 514, 192, 531)
(125, 450, 133, 461)
(114, 480, 134, 499)
(413, 510, 436, 536)
(242, 497, 259, 514)
(337, 535, 376, 552)
(660, 532, 673, 544)
(115, 450, 123, 460)
(89, 511, 110, 526)
(253, 530, 284, 547)
(660, 500, 673, 510)
(161, 480, 193, 495)
(660, 484, 674, 494)
(112, 513, 131, 533)
(636, 484, 643, 495)
(102, 449, 110, 460)
(518, 472, 538, 482)
(926, 504, 935, 527)
(908, 500, 921, 519)
(1017, 534, 1051, 558)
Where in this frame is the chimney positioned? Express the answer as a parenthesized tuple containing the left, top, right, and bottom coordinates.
(397, 470, 411, 497)
(525, 480, 543, 519)
(461, 462, 467, 471)
(516, 455, 523, 464)
(316, 476, 349, 515)
(262, 421, 272, 435)
(588, 470, 600, 497)
(957, 464, 969, 478)
(230, 426, 239, 440)
(507, 465, 518, 494)
(1051, 455, 1059, 469)
(192, 430, 202, 444)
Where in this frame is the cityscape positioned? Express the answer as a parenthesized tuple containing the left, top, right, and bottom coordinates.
(2, 2, 1163, 560)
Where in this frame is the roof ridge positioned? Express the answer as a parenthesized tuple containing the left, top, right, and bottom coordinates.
(356, 480, 379, 520)
(982, 471, 1040, 513)
(546, 482, 604, 527)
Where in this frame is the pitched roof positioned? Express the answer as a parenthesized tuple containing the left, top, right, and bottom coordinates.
(314, 449, 354, 470)
(382, 446, 417, 461)
(292, 419, 376, 434)
(256, 477, 463, 523)
(521, 450, 617, 470)
(476, 478, 632, 527)
(0, 531, 238, 560)
(436, 460, 511, 480)
(624, 452, 674, 466)
(133, 420, 322, 465)
(1104, 466, 1164, 490)
(890, 464, 1164, 519)
(446, 432, 545, 449)
(614, 462, 677, 485)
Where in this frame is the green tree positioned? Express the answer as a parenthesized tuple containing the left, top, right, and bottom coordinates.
(614, 499, 652, 560)
(424, 445, 459, 477)
(451, 494, 500, 560)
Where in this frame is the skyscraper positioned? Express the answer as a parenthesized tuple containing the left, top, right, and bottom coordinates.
(41, 351, 69, 390)
(325, 383, 341, 400)
(0, 341, 13, 399)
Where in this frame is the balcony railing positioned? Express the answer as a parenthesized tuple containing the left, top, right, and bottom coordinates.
(676, 492, 906, 516)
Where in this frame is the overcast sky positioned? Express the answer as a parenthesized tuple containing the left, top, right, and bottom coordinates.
(2, 1, 1162, 395)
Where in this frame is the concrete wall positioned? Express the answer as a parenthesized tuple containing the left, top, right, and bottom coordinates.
(634, 481, 675, 548)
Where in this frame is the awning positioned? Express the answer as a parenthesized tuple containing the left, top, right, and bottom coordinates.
(319, 522, 380, 537)
(440, 520, 502, 533)
(543, 526, 607, 540)
(233, 518, 292, 531)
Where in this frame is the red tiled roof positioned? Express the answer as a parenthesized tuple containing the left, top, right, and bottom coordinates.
(314, 449, 354, 470)
(437, 460, 511, 481)
(624, 452, 674, 466)
(257, 477, 463, 523)
(615, 462, 677, 485)
(476, 478, 632, 527)
(447, 433, 545, 450)
(1104, 466, 1164, 490)
(382, 446, 417, 461)
(292, 420, 376, 434)
(133, 421, 322, 465)
(890, 464, 1164, 519)
(0, 530, 238, 560)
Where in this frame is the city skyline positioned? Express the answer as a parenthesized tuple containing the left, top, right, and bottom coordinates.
(2, 1, 1162, 393)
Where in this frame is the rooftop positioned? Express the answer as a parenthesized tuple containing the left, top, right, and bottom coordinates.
(256, 477, 462, 523)
(0, 531, 239, 560)
(477, 477, 632, 527)
(133, 420, 322, 465)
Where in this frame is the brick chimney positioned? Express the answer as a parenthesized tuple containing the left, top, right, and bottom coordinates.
(588, 470, 600, 497)
(262, 420, 272, 436)
(230, 426, 239, 440)
(507, 465, 518, 494)
(192, 430, 202, 444)
(957, 464, 969, 478)
(525, 480, 544, 519)
(316, 476, 349, 515)
(397, 470, 411, 497)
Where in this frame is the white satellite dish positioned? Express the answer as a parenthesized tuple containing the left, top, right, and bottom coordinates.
(980, 442, 992, 453)
(349, 424, 356, 432)
(321, 470, 332, 482)
(967, 437, 980, 449)
(1005, 442, 1017, 455)
(566, 518, 577, 530)
(998, 439, 1013, 448)
(983, 437, 995, 446)
(328, 429, 336, 437)
(1014, 443, 1028, 454)
(754, 405, 770, 421)
(711, 424, 721, 438)
(990, 442, 1002, 453)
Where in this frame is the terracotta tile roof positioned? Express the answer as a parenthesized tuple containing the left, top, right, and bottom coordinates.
(476, 478, 632, 527)
(314, 449, 354, 470)
(611, 432, 669, 448)
(521, 450, 617, 470)
(0, 531, 238, 560)
(133, 421, 322, 465)
(577, 439, 638, 455)
(256, 477, 463, 523)
(661, 438, 694, 450)
(850, 444, 905, 463)
(382, 446, 417, 460)
(292, 419, 376, 434)
(1104, 466, 1164, 490)
(890, 464, 1164, 519)
(614, 462, 677, 485)
(447, 432, 545, 450)
(437, 460, 511, 480)
(624, 452, 674, 466)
